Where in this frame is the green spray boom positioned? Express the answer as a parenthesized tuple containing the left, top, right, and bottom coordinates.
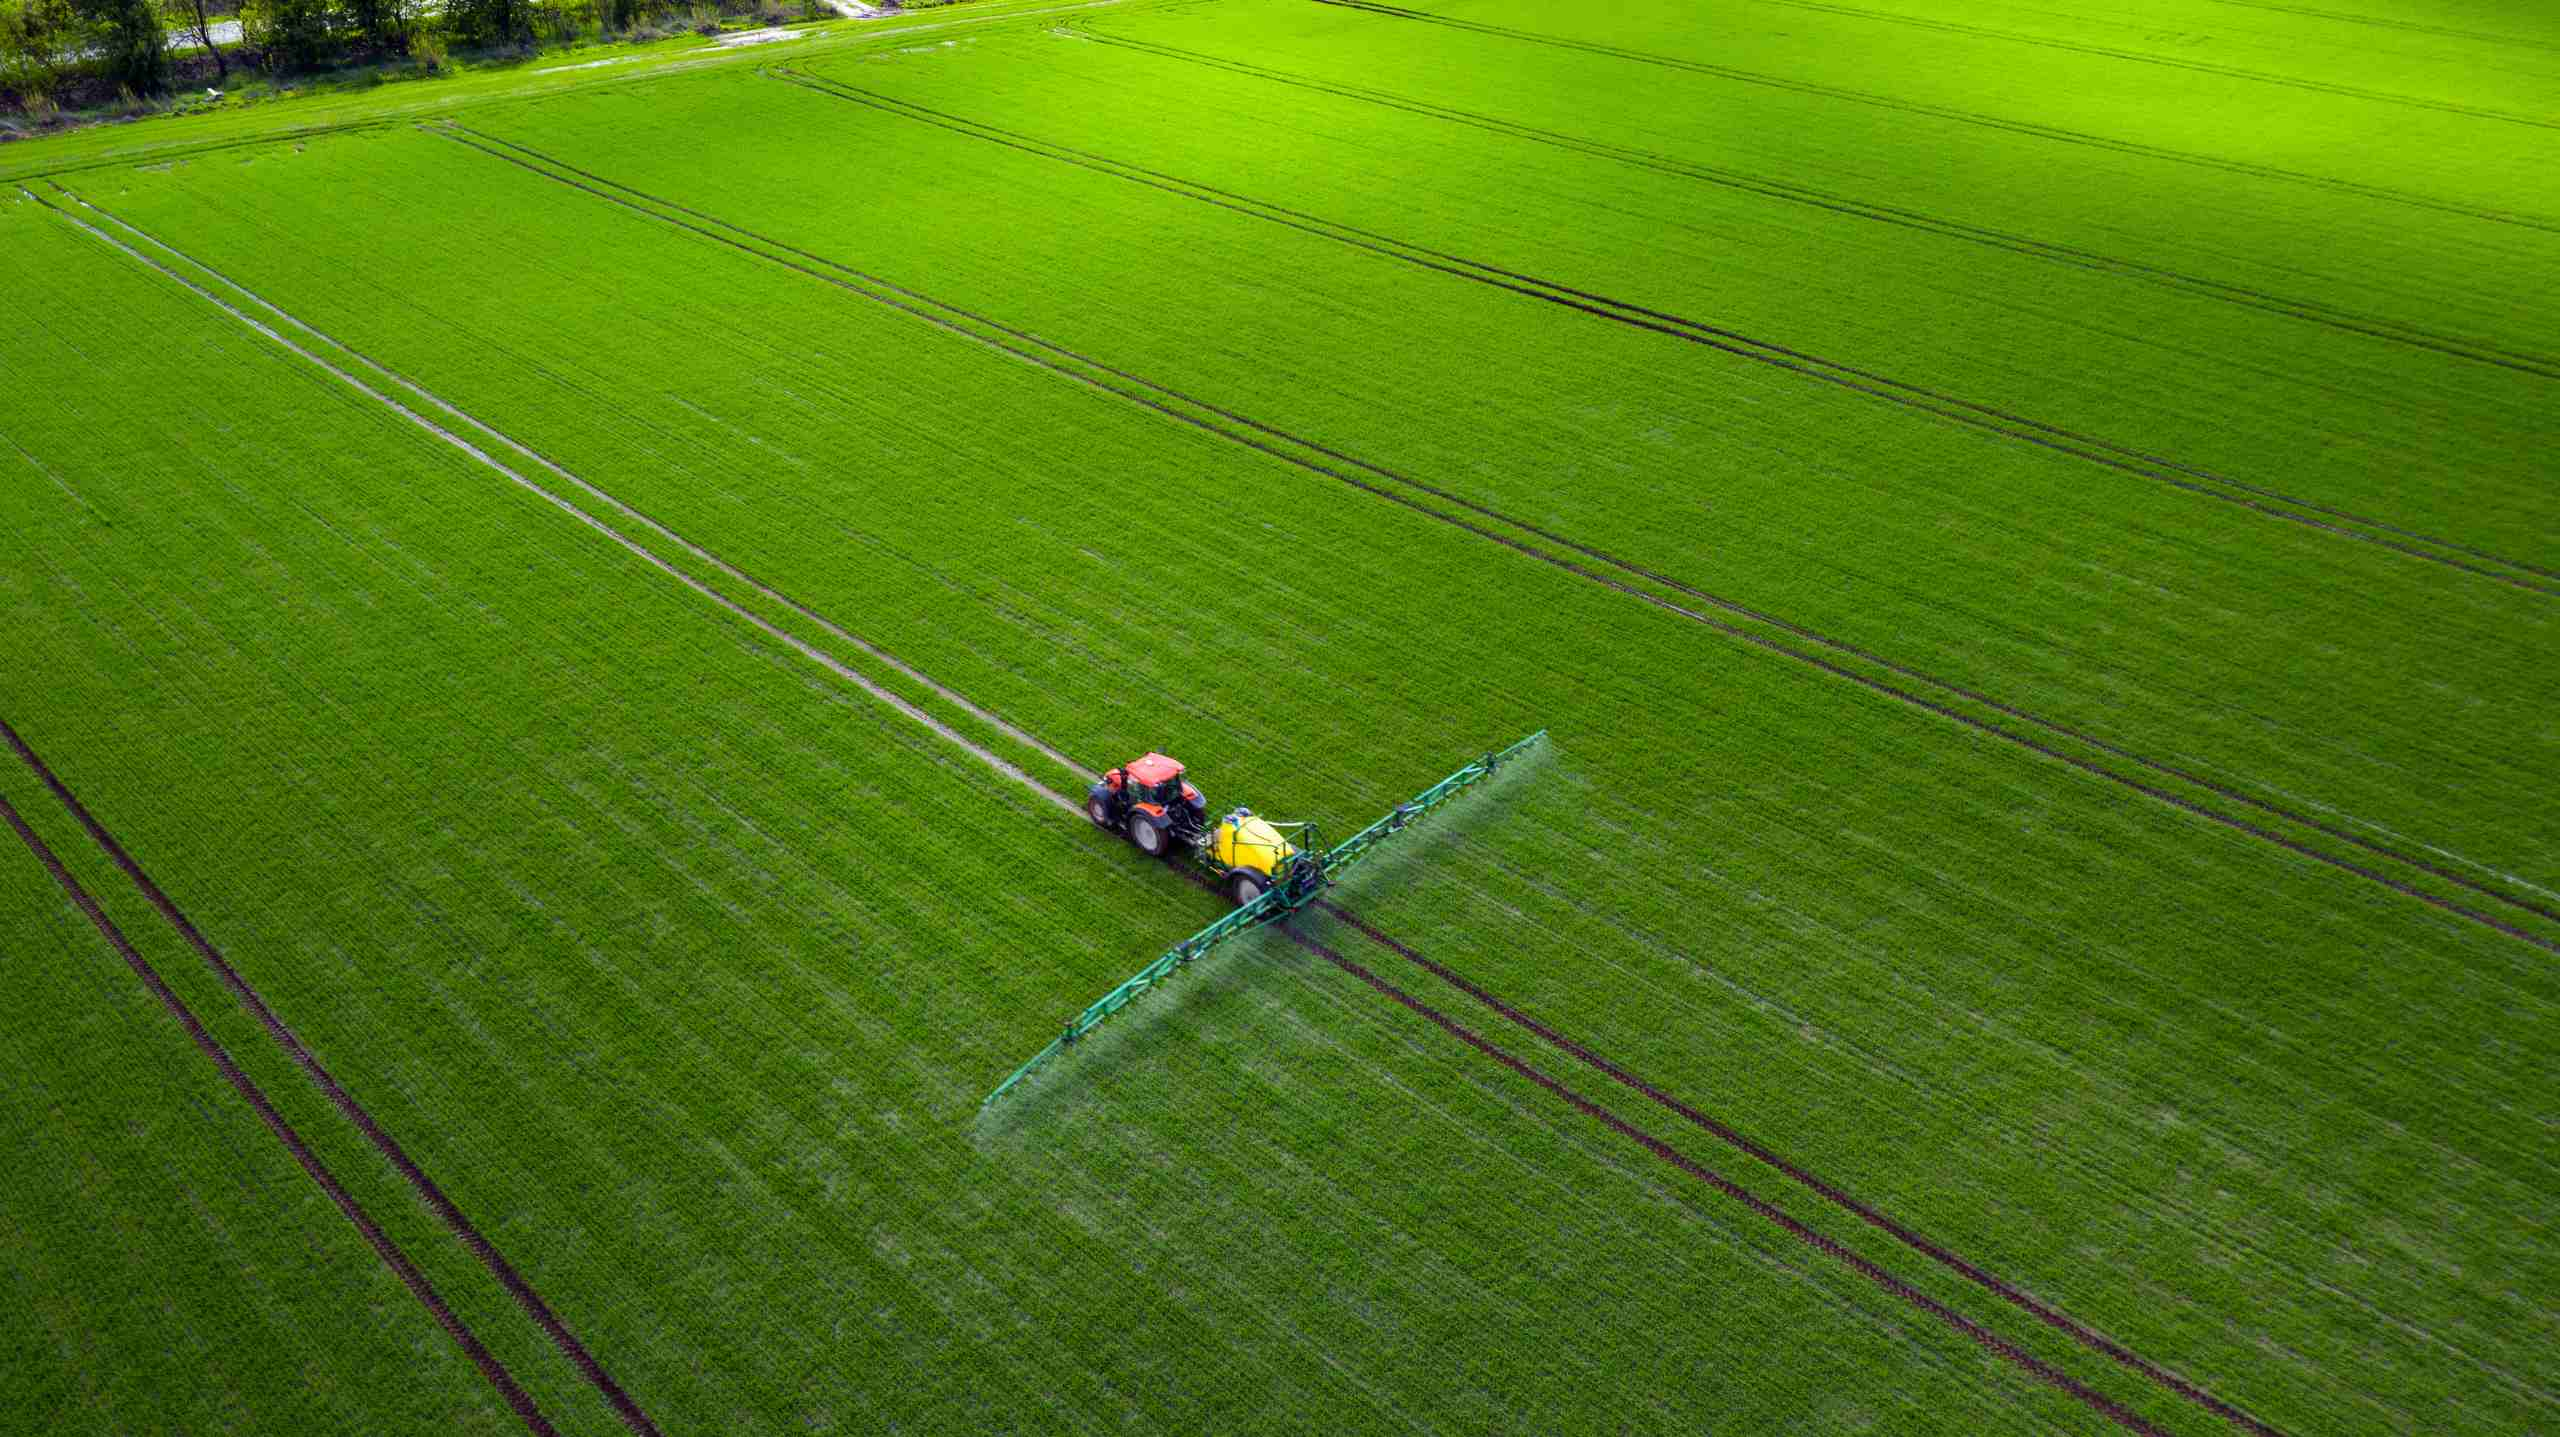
(981, 731, 1546, 1108)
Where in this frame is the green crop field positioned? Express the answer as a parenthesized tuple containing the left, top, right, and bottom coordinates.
(3, 0, 2555, 1431)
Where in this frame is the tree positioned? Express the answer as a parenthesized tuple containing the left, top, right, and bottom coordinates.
(340, 0, 410, 52)
(162, 0, 225, 82)
(240, 0, 331, 70)
(441, 0, 530, 47)
(0, 0, 81, 105)
(72, 0, 165, 93)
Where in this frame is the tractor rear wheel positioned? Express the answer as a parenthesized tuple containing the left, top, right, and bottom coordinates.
(1129, 814, 1170, 858)
(1086, 796, 1117, 831)
(1228, 870, 1267, 908)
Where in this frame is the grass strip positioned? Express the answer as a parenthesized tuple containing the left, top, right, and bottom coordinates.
(774, 61, 2558, 593)
(2, 717, 667, 1436)
(0, 788, 561, 1437)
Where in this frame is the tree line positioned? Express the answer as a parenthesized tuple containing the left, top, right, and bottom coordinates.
(2, 0, 693, 105)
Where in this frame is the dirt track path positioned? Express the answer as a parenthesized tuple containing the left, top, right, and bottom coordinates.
(33, 187, 1083, 817)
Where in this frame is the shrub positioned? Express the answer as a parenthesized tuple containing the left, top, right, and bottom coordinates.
(0, 0, 79, 106)
(240, 0, 335, 71)
(77, 0, 168, 92)
(340, 0, 415, 53)
(441, 0, 530, 46)
(533, 0, 583, 43)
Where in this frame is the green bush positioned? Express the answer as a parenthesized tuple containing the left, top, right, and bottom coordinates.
(0, 0, 79, 105)
(439, 0, 530, 47)
(532, 0, 586, 44)
(240, 0, 333, 70)
(75, 0, 167, 93)
(339, 0, 411, 51)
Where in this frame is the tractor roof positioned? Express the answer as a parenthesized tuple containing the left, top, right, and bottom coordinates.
(1126, 752, 1185, 785)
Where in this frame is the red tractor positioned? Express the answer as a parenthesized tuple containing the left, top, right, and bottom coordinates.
(1086, 752, 1208, 859)
(1087, 752, 1312, 906)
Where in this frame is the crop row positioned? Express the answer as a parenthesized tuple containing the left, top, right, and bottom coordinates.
(1180, 0, 2560, 279)
(0, 196, 2104, 1431)
(415, 92, 2560, 948)
(765, 60, 2554, 600)
(451, 116, 2560, 973)
(986, 13, 2560, 542)
(460, 56, 2560, 896)
(0, 780, 570, 1435)
(0, 201, 623, 1434)
(687, 64, 2558, 936)
(0, 793, 560, 1435)
(50, 121, 2560, 1428)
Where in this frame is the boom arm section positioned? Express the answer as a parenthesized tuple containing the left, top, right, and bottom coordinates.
(1319, 729, 1547, 883)
(980, 731, 1546, 1108)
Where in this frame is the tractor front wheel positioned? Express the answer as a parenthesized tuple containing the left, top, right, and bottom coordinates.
(1087, 796, 1117, 832)
(1129, 814, 1170, 858)
(1228, 870, 1268, 908)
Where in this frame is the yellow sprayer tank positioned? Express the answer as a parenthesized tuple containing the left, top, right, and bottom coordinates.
(1212, 810, 1296, 877)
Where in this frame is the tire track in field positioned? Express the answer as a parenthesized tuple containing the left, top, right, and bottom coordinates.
(1315, 900, 2290, 1435)
(1276, 0, 2560, 234)
(428, 127, 2560, 950)
(0, 718, 665, 1437)
(1281, 924, 2180, 1435)
(1154, 854, 2269, 1429)
(3, 120, 403, 186)
(1061, 25, 2560, 383)
(2199, 0, 2560, 54)
(38, 188, 1081, 783)
(20, 181, 2119, 1424)
(25, 151, 2380, 1435)
(1743, 0, 2560, 130)
(27, 186, 1076, 816)
(0, 789, 562, 1437)
(19, 189, 1095, 1436)
(772, 65, 2560, 595)
(1453, 836, 2560, 1418)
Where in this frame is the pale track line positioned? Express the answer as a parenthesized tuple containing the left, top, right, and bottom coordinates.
(421, 125, 2560, 952)
(753, 65, 2560, 916)
(57, 183, 1085, 786)
(27, 148, 2457, 1436)
(41, 178, 2187, 1421)
(28, 188, 1077, 816)
(27, 119, 2193, 1431)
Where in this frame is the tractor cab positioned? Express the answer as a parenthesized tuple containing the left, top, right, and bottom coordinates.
(1121, 753, 1198, 814)
(1087, 752, 1208, 859)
